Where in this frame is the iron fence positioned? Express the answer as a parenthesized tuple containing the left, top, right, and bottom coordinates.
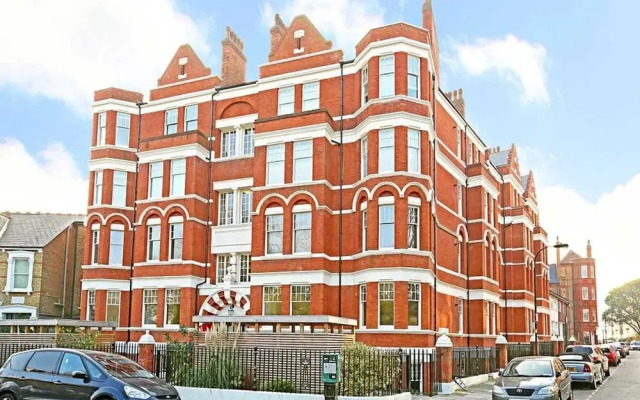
(507, 343, 533, 361)
(538, 342, 555, 357)
(402, 348, 439, 396)
(452, 347, 497, 378)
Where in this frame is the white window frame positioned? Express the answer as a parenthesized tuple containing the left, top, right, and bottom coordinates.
(165, 109, 178, 135)
(91, 228, 99, 265)
(241, 191, 252, 224)
(379, 55, 395, 98)
(361, 136, 368, 178)
(361, 66, 369, 106)
(218, 191, 235, 226)
(407, 55, 420, 98)
(491, 303, 497, 335)
(4, 251, 35, 294)
(142, 288, 158, 327)
(458, 235, 463, 274)
(581, 265, 588, 278)
(359, 284, 367, 328)
(169, 222, 183, 261)
(361, 208, 367, 252)
(266, 144, 285, 185)
(583, 309, 589, 322)
(239, 254, 251, 283)
(106, 291, 120, 326)
(263, 285, 282, 315)
(96, 112, 106, 146)
(302, 81, 320, 111)
(291, 284, 311, 315)
(293, 212, 312, 254)
(147, 224, 161, 262)
(278, 86, 294, 115)
(408, 282, 420, 328)
(112, 170, 127, 207)
(293, 140, 313, 182)
(93, 170, 103, 205)
(457, 184, 463, 215)
(590, 265, 595, 278)
(184, 104, 198, 131)
(456, 128, 461, 158)
(164, 288, 181, 327)
(582, 287, 589, 300)
(591, 287, 596, 300)
(148, 162, 163, 199)
(216, 255, 230, 284)
(243, 128, 254, 155)
(266, 214, 284, 255)
(408, 205, 419, 250)
(108, 225, 124, 266)
(485, 302, 490, 335)
(170, 158, 186, 197)
(86, 290, 96, 321)
(378, 204, 395, 249)
(378, 128, 395, 173)
(484, 192, 489, 221)
(458, 298, 464, 334)
(221, 130, 237, 158)
(378, 282, 395, 328)
(115, 112, 130, 147)
(407, 129, 420, 173)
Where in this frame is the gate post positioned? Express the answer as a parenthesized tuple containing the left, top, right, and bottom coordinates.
(530, 335, 539, 356)
(436, 332, 454, 394)
(496, 336, 509, 369)
(551, 335, 560, 356)
(138, 330, 155, 372)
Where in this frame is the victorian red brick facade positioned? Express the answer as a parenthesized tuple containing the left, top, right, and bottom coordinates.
(82, 0, 552, 346)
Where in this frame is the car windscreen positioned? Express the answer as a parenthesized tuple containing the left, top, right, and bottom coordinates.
(87, 353, 155, 379)
(568, 346, 593, 354)
(632, 341, 640, 345)
(503, 359, 554, 377)
(559, 355, 588, 362)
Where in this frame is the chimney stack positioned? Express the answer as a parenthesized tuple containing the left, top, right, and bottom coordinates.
(270, 13, 287, 55)
(221, 26, 246, 86)
(422, 0, 440, 81)
(587, 240, 592, 258)
(556, 236, 561, 264)
(445, 88, 465, 117)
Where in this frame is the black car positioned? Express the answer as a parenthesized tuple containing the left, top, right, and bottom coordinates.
(0, 348, 179, 400)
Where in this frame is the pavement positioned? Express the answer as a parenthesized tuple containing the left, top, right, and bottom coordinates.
(412, 352, 639, 400)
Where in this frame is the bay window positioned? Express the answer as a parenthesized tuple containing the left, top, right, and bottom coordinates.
(147, 224, 160, 261)
(143, 289, 158, 326)
(407, 55, 420, 98)
(112, 171, 127, 206)
(379, 204, 395, 249)
(93, 170, 103, 205)
(96, 112, 106, 146)
(378, 128, 395, 173)
(359, 284, 367, 328)
(378, 282, 394, 326)
(361, 136, 368, 178)
(361, 66, 369, 105)
(407, 129, 420, 173)
(379, 55, 395, 98)
(115, 112, 130, 147)
(165, 288, 181, 326)
(91, 228, 99, 265)
(408, 206, 419, 249)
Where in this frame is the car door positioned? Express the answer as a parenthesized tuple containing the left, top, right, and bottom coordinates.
(50, 352, 101, 400)
(1, 351, 34, 399)
(555, 359, 571, 399)
(23, 350, 62, 400)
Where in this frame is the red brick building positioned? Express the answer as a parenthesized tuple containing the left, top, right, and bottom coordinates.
(81, 0, 552, 346)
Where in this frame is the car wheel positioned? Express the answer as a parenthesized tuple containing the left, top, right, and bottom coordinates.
(590, 378, 597, 390)
(0, 393, 16, 400)
(605, 368, 611, 377)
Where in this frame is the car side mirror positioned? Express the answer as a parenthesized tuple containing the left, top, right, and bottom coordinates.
(498, 369, 503, 376)
(72, 371, 88, 380)
(556, 371, 562, 378)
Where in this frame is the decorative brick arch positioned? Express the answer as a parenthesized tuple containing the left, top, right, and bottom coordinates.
(199, 290, 250, 316)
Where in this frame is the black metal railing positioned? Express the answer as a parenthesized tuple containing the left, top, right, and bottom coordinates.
(538, 342, 555, 357)
(507, 343, 533, 361)
(452, 347, 497, 378)
(402, 348, 439, 396)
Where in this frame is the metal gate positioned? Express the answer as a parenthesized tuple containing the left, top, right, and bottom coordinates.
(402, 349, 440, 396)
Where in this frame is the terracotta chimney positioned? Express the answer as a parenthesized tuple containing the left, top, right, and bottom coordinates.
(446, 88, 465, 116)
(221, 26, 246, 86)
(422, 0, 440, 80)
(270, 13, 287, 55)
(556, 236, 561, 265)
(586, 240, 592, 258)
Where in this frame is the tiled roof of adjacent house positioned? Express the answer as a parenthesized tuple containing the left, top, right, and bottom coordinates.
(489, 150, 510, 167)
(0, 213, 83, 248)
(549, 263, 558, 284)
(560, 249, 583, 264)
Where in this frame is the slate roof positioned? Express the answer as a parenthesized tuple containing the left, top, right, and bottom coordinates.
(0, 213, 83, 248)
(489, 150, 510, 167)
(560, 249, 583, 264)
(548, 264, 558, 284)
(521, 175, 530, 189)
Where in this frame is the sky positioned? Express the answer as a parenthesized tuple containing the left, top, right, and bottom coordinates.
(0, 0, 638, 320)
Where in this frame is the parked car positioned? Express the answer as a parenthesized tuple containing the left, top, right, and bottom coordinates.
(565, 345, 610, 376)
(558, 352, 603, 389)
(608, 342, 626, 358)
(619, 342, 630, 356)
(0, 348, 179, 400)
(630, 341, 640, 351)
(599, 344, 620, 366)
(492, 356, 573, 400)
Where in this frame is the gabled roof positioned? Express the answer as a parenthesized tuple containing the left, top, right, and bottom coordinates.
(157, 44, 212, 86)
(268, 15, 333, 62)
(490, 150, 510, 167)
(0, 213, 83, 248)
(560, 250, 583, 264)
(521, 174, 530, 189)
(549, 264, 558, 284)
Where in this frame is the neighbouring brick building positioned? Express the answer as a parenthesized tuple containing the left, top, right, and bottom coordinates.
(550, 240, 598, 344)
(0, 213, 84, 320)
(82, 0, 554, 346)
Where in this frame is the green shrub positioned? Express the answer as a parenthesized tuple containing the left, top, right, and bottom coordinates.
(341, 342, 401, 396)
(54, 328, 100, 349)
(167, 346, 245, 389)
(265, 379, 296, 393)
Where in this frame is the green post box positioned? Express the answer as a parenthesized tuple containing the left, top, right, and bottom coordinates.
(322, 354, 340, 383)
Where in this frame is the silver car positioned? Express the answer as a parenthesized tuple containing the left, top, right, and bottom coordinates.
(558, 352, 603, 389)
(493, 356, 573, 400)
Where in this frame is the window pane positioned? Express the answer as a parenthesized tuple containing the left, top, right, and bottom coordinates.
(222, 131, 237, 157)
(165, 109, 178, 134)
(264, 286, 282, 315)
(147, 225, 160, 261)
(408, 129, 420, 173)
(149, 162, 163, 198)
(241, 191, 253, 223)
(267, 144, 285, 185)
(143, 289, 157, 325)
(291, 285, 311, 315)
(240, 254, 251, 283)
(109, 230, 124, 266)
(278, 86, 294, 115)
(266, 215, 283, 254)
(243, 128, 254, 155)
(294, 212, 312, 253)
(26, 351, 60, 374)
(379, 205, 395, 248)
(166, 289, 181, 325)
(379, 55, 395, 98)
(170, 223, 183, 260)
(293, 140, 313, 182)
(112, 171, 127, 206)
(171, 159, 186, 197)
(378, 129, 395, 173)
(185, 105, 198, 131)
(302, 82, 320, 111)
(380, 301, 394, 326)
(361, 136, 368, 178)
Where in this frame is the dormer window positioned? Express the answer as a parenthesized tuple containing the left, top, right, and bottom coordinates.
(294, 30, 305, 54)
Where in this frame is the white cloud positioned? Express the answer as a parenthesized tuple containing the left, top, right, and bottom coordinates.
(261, 0, 386, 57)
(0, 138, 87, 214)
(447, 34, 549, 104)
(0, 0, 211, 114)
(520, 148, 640, 321)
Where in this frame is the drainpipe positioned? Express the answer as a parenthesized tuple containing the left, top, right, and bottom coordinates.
(195, 89, 219, 317)
(60, 224, 72, 317)
(464, 124, 470, 346)
(127, 100, 147, 342)
(69, 222, 79, 318)
(431, 73, 438, 336)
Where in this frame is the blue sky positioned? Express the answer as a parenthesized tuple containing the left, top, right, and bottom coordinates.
(0, 0, 639, 317)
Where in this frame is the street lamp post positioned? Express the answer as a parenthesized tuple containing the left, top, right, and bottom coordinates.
(533, 242, 568, 351)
